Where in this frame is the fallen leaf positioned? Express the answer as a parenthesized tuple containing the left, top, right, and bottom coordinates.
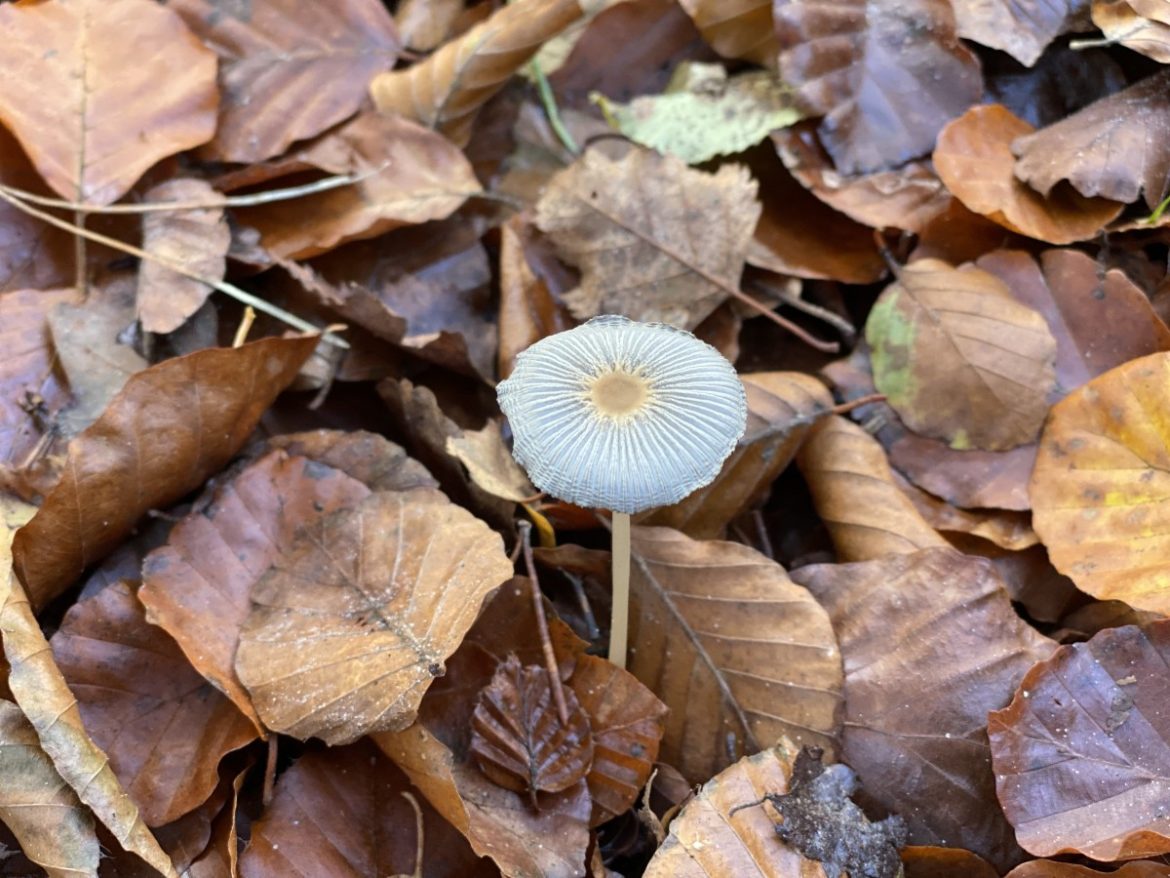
(396, 0, 463, 52)
(0, 128, 74, 292)
(240, 741, 496, 878)
(934, 104, 1124, 244)
(170, 0, 400, 164)
(0, 698, 99, 878)
(893, 472, 1039, 551)
(627, 525, 843, 782)
(12, 335, 319, 609)
(677, 0, 779, 67)
(236, 488, 513, 744)
(535, 146, 760, 328)
(183, 769, 245, 878)
(639, 372, 833, 539)
(136, 179, 230, 335)
(989, 621, 1170, 860)
(1030, 351, 1170, 615)
(796, 415, 950, 560)
(1012, 71, 1170, 210)
(1005, 861, 1170, 877)
(265, 429, 439, 494)
(1092, 0, 1170, 62)
(370, 0, 583, 147)
(792, 547, 1055, 870)
(865, 258, 1058, 451)
(447, 419, 536, 503)
(902, 845, 998, 878)
(775, 0, 982, 174)
(0, 0, 217, 204)
(951, 0, 1084, 65)
(50, 580, 257, 826)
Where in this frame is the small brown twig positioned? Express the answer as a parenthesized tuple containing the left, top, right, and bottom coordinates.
(517, 520, 571, 727)
(390, 792, 425, 878)
(262, 736, 278, 807)
(830, 393, 887, 415)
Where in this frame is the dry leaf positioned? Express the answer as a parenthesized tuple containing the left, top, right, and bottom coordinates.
(1092, 0, 1170, 62)
(792, 548, 1055, 870)
(865, 258, 1058, 451)
(370, 0, 583, 147)
(902, 846, 998, 878)
(536, 147, 760, 329)
(446, 419, 536, 503)
(627, 525, 843, 782)
(1006, 862, 1170, 877)
(893, 473, 1038, 551)
(396, 0, 463, 52)
(170, 0, 400, 163)
(1030, 351, 1170, 615)
(933, 104, 1124, 244)
(639, 372, 832, 539)
(775, 0, 982, 174)
(136, 179, 230, 335)
(797, 415, 949, 560)
(184, 769, 245, 878)
(951, 0, 1083, 65)
(50, 580, 257, 826)
(677, 0, 779, 66)
(1012, 71, 1170, 210)
(265, 429, 439, 494)
(12, 335, 319, 609)
(470, 656, 594, 801)
(0, 128, 74, 292)
(236, 488, 513, 744)
(989, 621, 1170, 860)
(0, 0, 216, 204)
(0, 699, 99, 878)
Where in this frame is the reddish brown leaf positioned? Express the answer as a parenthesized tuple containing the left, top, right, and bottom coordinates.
(951, 0, 1084, 65)
(678, 0, 779, 66)
(775, 0, 982, 175)
(902, 845, 998, 878)
(989, 621, 1170, 860)
(12, 335, 318, 609)
(265, 429, 439, 494)
(1013, 71, 1170, 210)
(50, 581, 256, 826)
(1005, 862, 1170, 877)
(0, 0, 217, 204)
(171, 0, 399, 164)
(792, 548, 1055, 870)
(893, 472, 1038, 551)
(934, 104, 1124, 244)
(396, 0, 463, 52)
(471, 656, 594, 801)
(0, 129, 73, 292)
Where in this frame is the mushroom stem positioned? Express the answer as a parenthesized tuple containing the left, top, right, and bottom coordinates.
(608, 511, 632, 668)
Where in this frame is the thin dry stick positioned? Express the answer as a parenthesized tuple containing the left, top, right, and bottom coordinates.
(73, 209, 87, 297)
(232, 306, 257, 348)
(609, 511, 631, 669)
(517, 520, 570, 726)
(0, 187, 349, 349)
(262, 736, 278, 807)
(830, 393, 886, 415)
(391, 792, 425, 878)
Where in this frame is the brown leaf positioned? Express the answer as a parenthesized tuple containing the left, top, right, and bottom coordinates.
(989, 621, 1170, 860)
(775, 0, 981, 175)
(136, 179, 230, 335)
(893, 472, 1038, 551)
(240, 742, 496, 878)
(536, 147, 760, 328)
(902, 846, 998, 878)
(1030, 352, 1170, 615)
(1092, 0, 1170, 62)
(265, 429, 439, 494)
(797, 415, 949, 560)
(236, 488, 513, 744)
(234, 113, 481, 260)
(1012, 71, 1170, 210)
(0, 698, 99, 878)
(396, 0, 463, 52)
(0, 129, 73, 292)
(447, 419, 536, 503)
(1005, 861, 1170, 877)
(677, 0, 779, 66)
(50, 580, 257, 826)
(569, 653, 667, 825)
(370, 0, 583, 147)
(640, 372, 832, 539)
(628, 526, 842, 782)
(865, 258, 1058, 451)
(643, 741, 821, 878)
(934, 104, 1124, 244)
(12, 335, 318, 609)
(170, 0, 399, 164)
(951, 0, 1083, 65)
(0, 0, 216, 204)
(471, 656, 594, 800)
(791, 547, 1055, 870)
(183, 769, 245, 878)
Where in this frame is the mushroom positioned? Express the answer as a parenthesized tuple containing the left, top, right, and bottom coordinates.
(497, 314, 747, 668)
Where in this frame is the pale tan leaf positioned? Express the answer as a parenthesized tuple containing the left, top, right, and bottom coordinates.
(677, 0, 780, 67)
(446, 418, 535, 504)
(952, 0, 1084, 65)
(1092, 0, 1170, 62)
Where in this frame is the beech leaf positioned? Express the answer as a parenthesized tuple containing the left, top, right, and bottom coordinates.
(951, 0, 1082, 65)
(1092, 0, 1170, 63)
(677, 0, 779, 66)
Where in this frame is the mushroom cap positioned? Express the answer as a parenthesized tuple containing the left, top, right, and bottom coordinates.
(497, 315, 747, 514)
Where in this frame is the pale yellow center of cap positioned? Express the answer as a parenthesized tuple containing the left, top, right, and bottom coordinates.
(589, 371, 649, 418)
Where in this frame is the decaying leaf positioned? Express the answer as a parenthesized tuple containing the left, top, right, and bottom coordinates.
(0, 128, 75, 292)
(627, 525, 843, 782)
(370, 0, 583, 146)
(893, 472, 1039, 551)
(1030, 351, 1170, 615)
(1092, 0, 1170, 63)
(446, 419, 536, 503)
(865, 258, 1058, 451)
(51, 580, 257, 826)
(171, 0, 400, 163)
(934, 104, 1124, 244)
(951, 0, 1083, 65)
(775, 0, 982, 174)
(1005, 861, 1170, 877)
(902, 845, 998, 877)
(470, 655, 594, 803)
(989, 621, 1170, 861)
(536, 146, 760, 328)
(677, 0, 779, 67)
(236, 489, 513, 744)
(792, 548, 1055, 870)
(0, 0, 217, 204)
(12, 335, 319, 609)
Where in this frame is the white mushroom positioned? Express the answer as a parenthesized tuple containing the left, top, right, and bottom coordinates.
(498, 314, 747, 667)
